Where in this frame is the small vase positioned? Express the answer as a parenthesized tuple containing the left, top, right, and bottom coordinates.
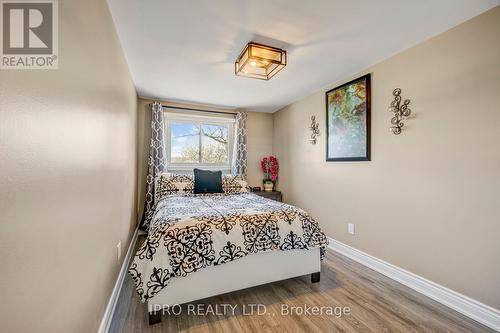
(263, 181, 274, 192)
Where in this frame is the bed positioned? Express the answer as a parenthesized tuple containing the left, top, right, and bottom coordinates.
(129, 174, 328, 325)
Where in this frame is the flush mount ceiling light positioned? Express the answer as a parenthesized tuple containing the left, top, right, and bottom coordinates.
(235, 42, 287, 80)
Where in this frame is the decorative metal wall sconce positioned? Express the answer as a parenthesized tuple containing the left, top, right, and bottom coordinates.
(389, 88, 411, 135)
(309, 115, 320, 144)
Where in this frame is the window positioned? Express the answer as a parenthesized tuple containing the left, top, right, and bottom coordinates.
(164, 111, 234, 172)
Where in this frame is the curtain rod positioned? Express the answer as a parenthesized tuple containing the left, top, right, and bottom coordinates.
(150, 103, 237, 116)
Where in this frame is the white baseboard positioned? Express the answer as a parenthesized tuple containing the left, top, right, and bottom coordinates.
(97, 227, 139, 333)
(327, 237, 500, 332)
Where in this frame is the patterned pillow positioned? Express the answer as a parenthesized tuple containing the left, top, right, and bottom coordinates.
(155, 173, 250, 202)
(222, 175, 250, 194)
(155, 173, 194, 202)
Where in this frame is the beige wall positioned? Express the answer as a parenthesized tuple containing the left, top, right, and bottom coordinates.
(0, 1, 138, 332)
(245, 111, 274, 186)
(137, 98, 152, 220)
(273, 6, 500, 309)
(137, 98, 273, 217)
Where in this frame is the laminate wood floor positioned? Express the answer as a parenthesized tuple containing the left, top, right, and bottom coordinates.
(109, 236, 495, 333)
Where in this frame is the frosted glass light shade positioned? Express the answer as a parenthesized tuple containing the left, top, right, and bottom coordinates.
(235, 42, 286, 80)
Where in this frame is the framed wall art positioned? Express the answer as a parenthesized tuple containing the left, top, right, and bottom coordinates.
(326, 74, 371, 161)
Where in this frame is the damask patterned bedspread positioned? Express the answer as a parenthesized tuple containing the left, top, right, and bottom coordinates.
(129, 192, 328, 302)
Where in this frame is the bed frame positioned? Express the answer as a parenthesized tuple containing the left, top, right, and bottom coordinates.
(148, 247, 321, 324)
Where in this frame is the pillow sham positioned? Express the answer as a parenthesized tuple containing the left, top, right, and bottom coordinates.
(155, 173, 194, 203)
(194, 169, 223, 194)
(155, 173, 250, 202)
(222, 174, 250, 194)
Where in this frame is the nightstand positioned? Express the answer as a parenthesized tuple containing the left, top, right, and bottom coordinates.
(252, 190, 283, 202)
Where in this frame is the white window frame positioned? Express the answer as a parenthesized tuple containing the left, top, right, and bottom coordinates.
(164, 111, 235, 173)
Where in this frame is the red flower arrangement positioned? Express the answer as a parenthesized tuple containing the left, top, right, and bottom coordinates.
(261, 156, 279, 182)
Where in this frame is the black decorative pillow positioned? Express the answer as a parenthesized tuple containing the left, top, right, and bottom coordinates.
(194, 169, 223, 194)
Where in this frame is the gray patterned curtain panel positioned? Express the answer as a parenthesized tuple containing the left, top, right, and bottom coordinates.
(231, 112, 247, 176)
(140, 102, 167, 230)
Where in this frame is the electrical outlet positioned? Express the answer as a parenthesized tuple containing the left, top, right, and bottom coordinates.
(348, 223, 355, 235)
(117, 242, 122, 260)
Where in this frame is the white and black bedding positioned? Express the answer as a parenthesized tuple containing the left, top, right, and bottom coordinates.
(129, 192, 328, 302)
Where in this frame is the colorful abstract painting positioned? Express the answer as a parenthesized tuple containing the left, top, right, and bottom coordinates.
(326, 74, 371, 161)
